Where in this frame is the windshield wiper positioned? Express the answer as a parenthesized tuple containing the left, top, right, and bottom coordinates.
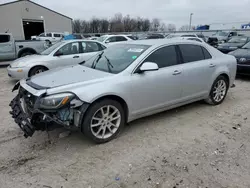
(92, 51, 104, 68)
(104, 55, 114, 73)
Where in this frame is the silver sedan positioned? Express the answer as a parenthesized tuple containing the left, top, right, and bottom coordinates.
(10, 39, 236, 143)
(7, 39, 107, 79)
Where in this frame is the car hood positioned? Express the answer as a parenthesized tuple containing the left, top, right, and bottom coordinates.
(29, 65, 112, 88)
(219, 43, 245, 48)
(228, 48, 250, 58)
(10, 55, 49, 68)
(210, 36, 227, 41)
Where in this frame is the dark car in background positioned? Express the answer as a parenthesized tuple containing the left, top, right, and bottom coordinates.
(229, 42, 250, 75)
(137, 33, 164, 40)
(217, 36, 250, 54)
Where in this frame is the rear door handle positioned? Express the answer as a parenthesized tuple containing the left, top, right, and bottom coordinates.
(209, 64, 216, 68)
(173, 70, 182, 75)
(73, 56, 79, 58)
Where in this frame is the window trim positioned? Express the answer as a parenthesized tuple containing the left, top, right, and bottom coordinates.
(132, 44, 181, 74)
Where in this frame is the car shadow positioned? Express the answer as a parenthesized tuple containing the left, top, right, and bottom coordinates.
(236, 74, 250, 81)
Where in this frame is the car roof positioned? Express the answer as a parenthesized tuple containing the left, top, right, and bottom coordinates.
(63, 39, 105, 44)
(169, 33, 197, 36)
(124, 39, 203, 46)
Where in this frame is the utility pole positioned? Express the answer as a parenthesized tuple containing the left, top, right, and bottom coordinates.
(189, 13, 193, 30)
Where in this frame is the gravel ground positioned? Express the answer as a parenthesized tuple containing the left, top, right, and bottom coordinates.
(0, 67, 250, 188)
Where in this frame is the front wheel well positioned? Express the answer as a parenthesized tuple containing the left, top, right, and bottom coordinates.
(92, 95, 129, 122)
(28, 65, 49, 77)
(219, 73, 230, 84)
(18, 48, 37, 58)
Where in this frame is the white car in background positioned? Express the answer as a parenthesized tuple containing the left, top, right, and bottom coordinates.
(97, 35, 133, 45)
(7, 40, 107, 79)
(167, 33, 206, 41)
(173, 37, 206, 43)
(31, 32, 64, 44)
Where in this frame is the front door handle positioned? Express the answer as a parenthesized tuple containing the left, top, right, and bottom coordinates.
(173, 70, 182, 75)
(209, 64, 216, 68)
(73, 56, 79, 58)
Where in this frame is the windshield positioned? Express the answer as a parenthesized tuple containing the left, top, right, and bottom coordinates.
(84, 44, 150, 74)
(228, 37, 247, 43)
(242, 42, 250, 49)
(166, 34, 180, 39)
(216, 32, 228, 37)
(97, 35, 109, 42)
(41, 42, 64, 55)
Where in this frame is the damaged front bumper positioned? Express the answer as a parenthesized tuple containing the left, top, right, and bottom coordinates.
(9, 84, 89, 138)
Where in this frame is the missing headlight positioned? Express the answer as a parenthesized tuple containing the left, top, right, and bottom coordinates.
(56, 108, 74, 125)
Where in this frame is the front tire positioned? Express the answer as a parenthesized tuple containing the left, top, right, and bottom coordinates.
(205, 75, 229, 105)
(82, 99, 125, 144)
(29, 66, 47, 77)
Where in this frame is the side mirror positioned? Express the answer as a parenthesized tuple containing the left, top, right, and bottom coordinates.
(139, 62, 159, 73)
(105, 40, 110, 43)
(54, 51, 63, 56)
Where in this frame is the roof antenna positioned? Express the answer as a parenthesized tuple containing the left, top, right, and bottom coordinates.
(5, 29, 9, 33)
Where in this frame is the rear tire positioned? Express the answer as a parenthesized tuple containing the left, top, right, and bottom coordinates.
(205, 75, 229, 105)
(81, 99, 125, 144)
(29, 66, 48, 77)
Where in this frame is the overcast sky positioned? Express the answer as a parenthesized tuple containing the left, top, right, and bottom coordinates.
(1, 0, 250, 27)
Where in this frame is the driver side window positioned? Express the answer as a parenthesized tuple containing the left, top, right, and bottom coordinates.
(56, 42, 79, 56)
(143, 45, 178, 68)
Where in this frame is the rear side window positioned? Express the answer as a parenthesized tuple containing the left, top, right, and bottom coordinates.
(181, 34, 196, 37)
(0, 35, 10, 43)
(144, 45, 178, 68)
(179, 44, 204, 63)
(46, 33, 52, 37)
(115, 36, 128, 42)
(202, 47, 212, 59)
(54, 33, 61, 37)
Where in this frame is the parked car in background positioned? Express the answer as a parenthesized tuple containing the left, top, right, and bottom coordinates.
(217, 36, 250, 54)
(7, 40, 107, 79)
(229, 41, 250, 75)
(31, 32, 64, 44)
(88, 36, 99, 40)
(166, 33, 205, 41)
(9, 39, 236, 143)
(174, 37, 205, 43)
(145, 33, 165, 39)
(64, 34, 83, 40)
(0, 33, 48, 61)
(126, 35, 138, 40)
(208, 31, 239, 44)
(97, 35, 132, 45)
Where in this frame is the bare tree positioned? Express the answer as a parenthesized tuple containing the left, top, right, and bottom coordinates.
(159, 23, 166, 32)
(151, 18, 160, 31)
(100, 19, 109, 33)
(166, 24, 176, 31)
(72, 14, 165, 34)
(142, 19, 150, 31)
(72, 19, 82, 33)
(123, 15, 132, 32)
(110, 13, 124, 32)
(179, 25, 190, 31)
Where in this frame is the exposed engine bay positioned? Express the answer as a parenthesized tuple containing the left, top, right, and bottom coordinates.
(9, 83, 87, 138)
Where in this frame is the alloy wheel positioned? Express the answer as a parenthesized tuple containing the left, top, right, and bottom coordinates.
(90, 105, 121, 139)
(212, 79, 227, 102)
